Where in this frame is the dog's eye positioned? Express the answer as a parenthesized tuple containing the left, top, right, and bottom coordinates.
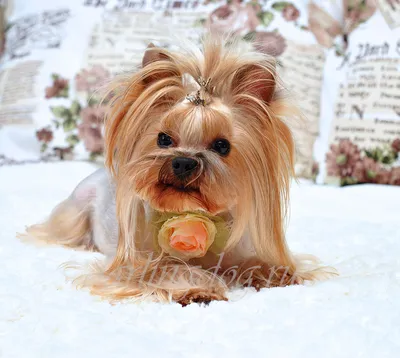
(211, 138, 230, 156)
(157, 133, 173, 148)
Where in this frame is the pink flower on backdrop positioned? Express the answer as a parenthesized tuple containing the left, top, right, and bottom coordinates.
(75, 65, 111, 93)
(206, 0, 260, 36)
(344, 0, 377, 34)
(80, 106, 106, 126)
(352, 157, 381, 183)
(326, 140, 361, 178)
(78, 126, 104, 153)
(78, 106, 106, 153)
(376, 168, 392, 185)
(389, 167, 400, 186)
(282, 4, 300, 22)
(391, 138, 400, 153)
(253, 31, 287, 57)
(36, 127, 54, 143)
(45, 77, 69, 99)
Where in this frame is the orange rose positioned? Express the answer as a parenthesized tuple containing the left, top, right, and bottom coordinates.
(158, 214, 216, 261)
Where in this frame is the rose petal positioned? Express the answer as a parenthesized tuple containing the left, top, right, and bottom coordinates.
(172, 222, 207, 244)
(170, 222, 208, 253)
(158, 214, 216, 261)
(170, 235, 198, 252)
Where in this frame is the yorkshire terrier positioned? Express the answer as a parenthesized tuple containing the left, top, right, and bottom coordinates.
(20, 37, 332, 305)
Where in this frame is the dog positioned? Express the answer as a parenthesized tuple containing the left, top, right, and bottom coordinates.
(20, 37, 332, 305)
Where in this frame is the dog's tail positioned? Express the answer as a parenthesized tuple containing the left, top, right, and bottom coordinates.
(17, 198, 95, 251)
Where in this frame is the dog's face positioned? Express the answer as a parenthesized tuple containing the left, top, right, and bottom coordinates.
(130, 97, 239, 214)
(105, 42, 294, 222)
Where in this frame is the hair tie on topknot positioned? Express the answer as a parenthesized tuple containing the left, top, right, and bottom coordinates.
(185, 77, 212, 106)
(197, 77, 211, 92)
(186, 90, 206, 106)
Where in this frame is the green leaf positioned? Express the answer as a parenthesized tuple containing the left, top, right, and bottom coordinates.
(336, 154, 347, 165)
(382, 156, 391, 164)
(271, 1, 291, 11)
(70, 100, 81, 116)
(50, 106, 70, 119)
(62, 117, 77, 132)
(341, 176, 358, 186)
(57, 86, 69, 98)
(366, 170, 377, 180)
(364, 149, 373, 158)
(52, 119, 60, 129)
(258, 11, 274, 27)
(89, 152, 102, 161)
(374, 148, 383, 161)
(66, 134, 80, 146)
(209, 216, 230, 255)
(40, 143, 48, 153)
(382, 153, 396, 165)
(243, 31, 256, 42)
(365, 148, 380, 161)
(87, 96, 99, 107)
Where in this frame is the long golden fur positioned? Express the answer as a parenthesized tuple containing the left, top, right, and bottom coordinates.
(20, 36, 334, 304)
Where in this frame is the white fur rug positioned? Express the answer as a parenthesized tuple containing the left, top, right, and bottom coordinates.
(1, 162, 399, 358)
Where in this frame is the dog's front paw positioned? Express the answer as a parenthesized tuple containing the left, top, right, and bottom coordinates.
(238, 259, 300, 290)
(176, 289, 228, 307)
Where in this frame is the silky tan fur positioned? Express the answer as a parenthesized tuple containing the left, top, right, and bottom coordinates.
(20, 37, 334, 304)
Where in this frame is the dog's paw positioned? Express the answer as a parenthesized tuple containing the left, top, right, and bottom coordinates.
(176, 289, 228, 307)
(238, 258, 300, 290)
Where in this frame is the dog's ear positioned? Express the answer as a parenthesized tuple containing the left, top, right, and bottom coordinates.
(142, 43, 167, 67)
(104, 44, 183, 175)
(141, 43, 181, 85)
(231, 63, 276, 105)
(225, 60, 297, 274)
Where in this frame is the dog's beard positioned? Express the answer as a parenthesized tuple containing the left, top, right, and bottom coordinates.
(130, 153, 236, 214)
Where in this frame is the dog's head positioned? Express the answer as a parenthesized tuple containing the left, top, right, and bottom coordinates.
(105, 39, 294, 217)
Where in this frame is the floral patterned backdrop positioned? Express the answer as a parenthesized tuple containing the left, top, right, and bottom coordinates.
(321, 0, 400, 186)
(33, 0, 320, 165)
(35, 65, 110, 162)
(1, 0, 332, 174)
(327, 139, 400, 186)
(1, 0, 399, 187)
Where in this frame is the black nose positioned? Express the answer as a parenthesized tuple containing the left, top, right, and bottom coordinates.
(172, 157, 198, 178)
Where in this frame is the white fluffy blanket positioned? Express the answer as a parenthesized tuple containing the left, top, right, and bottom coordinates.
(1, 162, 399, 358)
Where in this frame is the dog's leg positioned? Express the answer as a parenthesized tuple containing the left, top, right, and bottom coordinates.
(222, 254, 335, 291)
(19, 197, 94, 250)
(218, 232, 336, 291)
(234, 257, 299, 291)
(18, 169, 111, 251)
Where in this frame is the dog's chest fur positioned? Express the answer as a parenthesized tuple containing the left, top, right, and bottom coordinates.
(70, 168, 255, 266)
